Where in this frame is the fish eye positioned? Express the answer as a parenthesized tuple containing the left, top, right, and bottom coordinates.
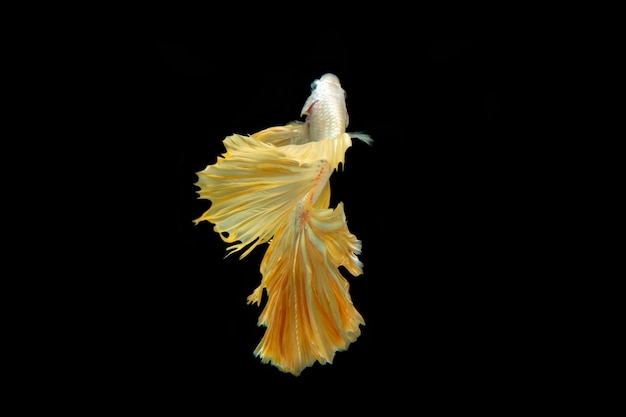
(310, 80, 319, 90)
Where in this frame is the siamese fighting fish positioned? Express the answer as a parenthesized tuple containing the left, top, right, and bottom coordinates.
(194, 73, 373, 376)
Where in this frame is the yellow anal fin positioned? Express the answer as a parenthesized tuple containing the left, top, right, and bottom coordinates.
(195, 134, 334, 259)
(252, 122, 309, 146)
(248, 202, 364, 376)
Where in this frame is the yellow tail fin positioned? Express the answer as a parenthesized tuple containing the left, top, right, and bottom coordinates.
(248, 202, 364, 376)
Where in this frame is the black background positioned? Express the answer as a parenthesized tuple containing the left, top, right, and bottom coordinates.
(73, 33, 551, 409)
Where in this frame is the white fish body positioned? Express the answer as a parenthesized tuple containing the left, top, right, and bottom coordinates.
(301, 73, 349, 142)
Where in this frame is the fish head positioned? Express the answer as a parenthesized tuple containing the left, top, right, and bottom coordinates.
(300, 73, 348, 119)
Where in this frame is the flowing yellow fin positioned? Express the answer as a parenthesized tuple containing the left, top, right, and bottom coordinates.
(248, 202, 364, 376)
(252, 122, 309, 146)
(195, 134, 341, 259)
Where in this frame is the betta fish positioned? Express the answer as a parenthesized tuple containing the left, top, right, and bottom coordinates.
(194, 73, 372, 376)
